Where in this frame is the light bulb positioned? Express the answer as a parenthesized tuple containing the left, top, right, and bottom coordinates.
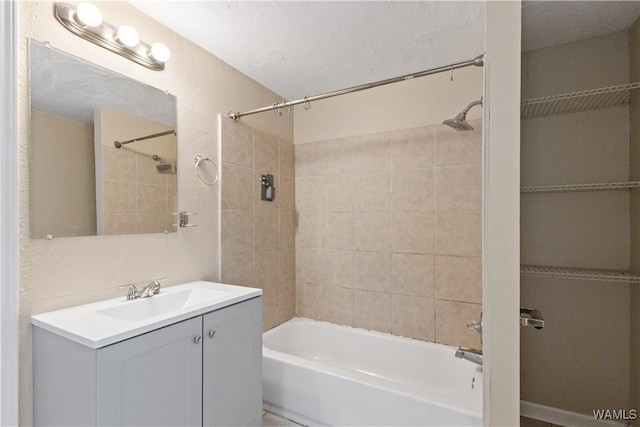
(150, 42, 171, 63)
(116, 25, 140, 47)
(75, 2, 103, 27)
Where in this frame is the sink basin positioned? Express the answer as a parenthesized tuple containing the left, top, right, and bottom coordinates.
(31, 280, 262, 348)
(96, 287, 231, 322)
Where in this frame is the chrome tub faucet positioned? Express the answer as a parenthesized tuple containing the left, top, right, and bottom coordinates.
(455, 347, 483, 366)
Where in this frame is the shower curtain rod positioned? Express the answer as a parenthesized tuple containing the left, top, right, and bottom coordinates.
(228, 54, 484, 121)
(114, 129, 176, 148)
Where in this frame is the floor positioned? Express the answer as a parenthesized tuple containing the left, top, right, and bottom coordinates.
(263, 411, 306, 427)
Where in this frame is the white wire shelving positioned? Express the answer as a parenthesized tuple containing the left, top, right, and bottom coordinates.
(520, 265, 640, 283)
(521, 82, 640, 119)
(521, 181, 640, 194)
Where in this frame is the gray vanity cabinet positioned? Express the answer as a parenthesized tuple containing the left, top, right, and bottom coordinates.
(33, 297, 262, 427)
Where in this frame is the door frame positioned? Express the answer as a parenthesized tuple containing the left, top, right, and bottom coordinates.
(482, 1, 521, 425)
(0, 0, 20, 425)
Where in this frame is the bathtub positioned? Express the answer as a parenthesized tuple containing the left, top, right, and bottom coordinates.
(263, 317, 483, 426)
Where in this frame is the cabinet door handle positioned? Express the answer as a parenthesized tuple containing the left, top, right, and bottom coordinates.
(194, 335, 202, 344)
(208, 330, 216, 338)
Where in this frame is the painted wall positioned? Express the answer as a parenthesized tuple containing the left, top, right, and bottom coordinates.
(630, 17, 640, 424)
(292, 63, 483, 347)
(30, 111, 96, 238)
(219, 118, 296, 331)
(18, 1, 292, 424)
(520, 31, 631, 415)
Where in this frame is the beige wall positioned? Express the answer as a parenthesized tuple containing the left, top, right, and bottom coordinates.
(19, 1, 292, 424)
(520, 32, 631, 415)
(294, 122, 482, 348)
(96, 107, 177, 235)
(630, 17, 640, 423)
(30, 111, 96, 238)
(219, 118, 296, 331)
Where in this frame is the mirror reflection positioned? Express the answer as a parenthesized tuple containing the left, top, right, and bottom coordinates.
(29, 40, 178, 238)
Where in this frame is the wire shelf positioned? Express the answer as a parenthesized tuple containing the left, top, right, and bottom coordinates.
(521, 181, 640, 193)
(521, 82, 640, 119)
(520, 265, 640, 283)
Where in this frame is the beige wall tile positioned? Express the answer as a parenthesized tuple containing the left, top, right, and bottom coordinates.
(103, 180, 137, 214)
(221, 163, 253, 211)
(221, 254, 254, 287)
(435, 256, 482, 303)
(320, 212, 354, 250)
(435, 300, 482, 348)
(321, 286, 354, 326)
(435, 122, 482, 167)
(296, 213, 320, 248)
(354, 212, 392, 252)
(391, 125, 435, 170)
(391, 253, 435, 297)
(102, 146, 137, 182)
(254, 129, 279, 174)
(391, 211, 435, 254)
(221, 210, 253, 257)
(255, 171, 279, 212)
(255, 211, 279, 253)
(352, 133, 392, 174)
(221, 119, 253, 168)
(295, 177, 320, 212)
(136, 214, 167, 234)
(320, 175, 355, 212)
(353, 172, 392, 212)
(295, 142, 319, 177)
(354, 290, 392, 333)
(279, 211, 295, 249)
(352, 251, 391, 292)
(318, 138, 356, 176)
(392, 169, 435, 212)
(320, 249, 354, 288)
(435, 211, 481, 256)
(263, 287, 280, 331)
(104, 214, 136, 235)
(435, 165, 482, 211)
(137, 184, 166, 215)
(296, 282, 322, 319)
(278, 284, 296, 325)
(280, 249, 295, 286)
(279, 176, 295, 212)
(296, 248, 320, 284)
(279, 139, 295, 178)
(166, 185, 177, 214)
(255, 250, 280, 293)
(392, 295, 435, 341)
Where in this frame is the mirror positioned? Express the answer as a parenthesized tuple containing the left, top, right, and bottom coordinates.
(29, 40, 178, 238)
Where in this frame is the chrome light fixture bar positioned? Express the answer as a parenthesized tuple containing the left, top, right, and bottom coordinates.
(54, 3, 170, 71)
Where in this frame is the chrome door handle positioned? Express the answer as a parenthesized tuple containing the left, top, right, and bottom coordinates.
(194, 335, 202, 344)
(208, 330, 216, 338)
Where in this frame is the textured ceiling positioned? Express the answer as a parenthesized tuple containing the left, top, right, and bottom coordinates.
(130, 1, 485, 100)
(130, 1, 640, 101)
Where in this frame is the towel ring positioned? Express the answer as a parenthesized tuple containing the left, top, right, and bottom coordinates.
(194, 155, 219, 186)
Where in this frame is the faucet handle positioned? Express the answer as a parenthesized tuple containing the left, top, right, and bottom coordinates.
(149, 277, 166, 295)
(467, 320, 482, 334)
(119, 283, 139, 300)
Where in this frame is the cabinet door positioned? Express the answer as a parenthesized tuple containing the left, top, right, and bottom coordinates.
(203, 297, 262, 427)
(96, 317, 203, 427)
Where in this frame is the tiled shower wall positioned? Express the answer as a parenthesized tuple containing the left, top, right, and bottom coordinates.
(219, 118, 296, 331)
(295, 121, 482, 348)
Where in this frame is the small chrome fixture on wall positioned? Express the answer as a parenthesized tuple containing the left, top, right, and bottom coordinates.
(172, 212, 198, 228)
(54, 2, 171, 70)
(194, 155, 219, 186)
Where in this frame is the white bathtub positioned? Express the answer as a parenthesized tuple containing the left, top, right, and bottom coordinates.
(263, 317, 483, 426)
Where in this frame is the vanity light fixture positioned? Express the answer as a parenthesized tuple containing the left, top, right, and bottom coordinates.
(54, 2, 170, 71)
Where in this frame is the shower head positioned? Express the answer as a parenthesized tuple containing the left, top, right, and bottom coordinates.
(152, 154, 173, 173)
(443, 98, 483, 131)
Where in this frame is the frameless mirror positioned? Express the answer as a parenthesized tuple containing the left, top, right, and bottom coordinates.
(29, 40, 178, 238)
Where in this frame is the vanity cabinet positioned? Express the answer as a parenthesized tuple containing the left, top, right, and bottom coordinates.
(33, 297, 262, 427)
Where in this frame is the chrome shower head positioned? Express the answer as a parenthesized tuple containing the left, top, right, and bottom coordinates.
(443, 98, 483, 131)
(152, 154, 173, 173)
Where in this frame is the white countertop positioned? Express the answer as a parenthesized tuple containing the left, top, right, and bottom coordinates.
(31, 281, 262, 349)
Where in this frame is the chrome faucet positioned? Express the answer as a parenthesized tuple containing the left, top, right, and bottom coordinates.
(455, 347, 483, 366)
(119, 277, 165, 300)
(139, 279, 162, 298)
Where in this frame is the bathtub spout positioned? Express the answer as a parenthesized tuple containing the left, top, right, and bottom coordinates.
(455, 347, 483, 366)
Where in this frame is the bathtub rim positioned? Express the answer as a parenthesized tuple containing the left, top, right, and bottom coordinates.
(263, 316, 483, 420)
